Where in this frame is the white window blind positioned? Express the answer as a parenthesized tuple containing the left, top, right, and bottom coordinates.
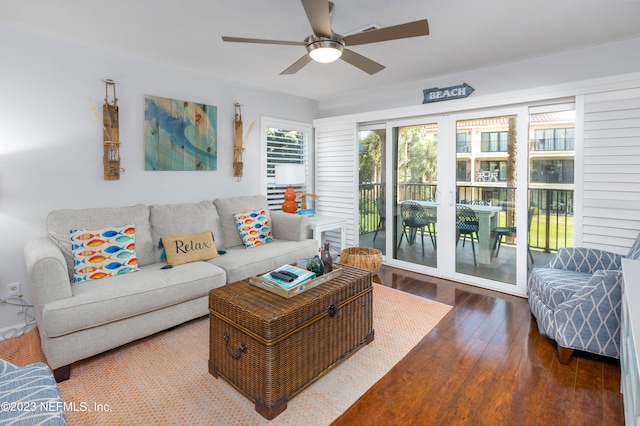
(264, 119, 310, 211)
(314, 123, 358, 250)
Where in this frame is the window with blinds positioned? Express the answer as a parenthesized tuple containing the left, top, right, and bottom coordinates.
(265, 125, 309, 211)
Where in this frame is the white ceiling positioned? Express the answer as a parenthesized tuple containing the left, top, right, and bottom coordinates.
(2, 0, 640, 102)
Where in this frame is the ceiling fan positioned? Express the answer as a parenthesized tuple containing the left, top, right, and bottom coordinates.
(221, 0, 429, 75)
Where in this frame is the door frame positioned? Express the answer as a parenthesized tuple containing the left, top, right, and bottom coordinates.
(382, 106, 530, 296)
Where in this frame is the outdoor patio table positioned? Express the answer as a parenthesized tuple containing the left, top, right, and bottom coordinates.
(410, 200, 502, 265)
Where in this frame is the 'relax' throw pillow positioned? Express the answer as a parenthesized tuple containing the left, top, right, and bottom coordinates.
(233, 209, 274, 248)
(161, 231, 220, 266)
(70, 224, 139, 284)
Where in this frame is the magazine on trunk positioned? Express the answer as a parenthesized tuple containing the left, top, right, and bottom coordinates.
(258, 264, 316, 290)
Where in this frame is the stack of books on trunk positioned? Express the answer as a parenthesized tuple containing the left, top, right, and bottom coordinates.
(257, 264, 316, 290)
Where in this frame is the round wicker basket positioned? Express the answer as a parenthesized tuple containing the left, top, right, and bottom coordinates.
(340, 247, 382, 274)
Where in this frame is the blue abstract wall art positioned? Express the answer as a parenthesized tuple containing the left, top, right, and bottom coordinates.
(144, 95, 217, 171)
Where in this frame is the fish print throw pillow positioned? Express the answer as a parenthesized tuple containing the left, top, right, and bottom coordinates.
(233, 209, 274, 248)
(70, 223, 140, 284)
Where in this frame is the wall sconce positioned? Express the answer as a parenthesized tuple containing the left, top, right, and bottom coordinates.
(103, 79, 120, 180)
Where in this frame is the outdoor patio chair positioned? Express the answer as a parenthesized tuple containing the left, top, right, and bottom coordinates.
(492, 206, 535, 265)
(398, 200, 436, 255)
(373, 196, 385, 242)
(456, 204, 479, 265)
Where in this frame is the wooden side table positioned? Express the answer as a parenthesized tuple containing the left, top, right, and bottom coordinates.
(308, 215, 347, 251)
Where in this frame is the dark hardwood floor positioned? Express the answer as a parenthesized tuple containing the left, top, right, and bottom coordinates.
(331, 265, 625, 426)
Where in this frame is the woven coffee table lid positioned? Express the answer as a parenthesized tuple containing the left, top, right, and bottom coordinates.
(209, 264, 371, 341)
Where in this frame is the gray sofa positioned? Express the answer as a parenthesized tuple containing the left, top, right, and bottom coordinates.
(24, 195, 317, 381)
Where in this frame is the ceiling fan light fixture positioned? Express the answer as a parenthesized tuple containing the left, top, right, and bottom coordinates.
(307, 38, 344, 63)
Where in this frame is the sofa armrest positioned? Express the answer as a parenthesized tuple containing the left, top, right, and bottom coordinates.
(554, 269, 622, 357)
(547, 247, 623, 274)
(24, 237, 73, 310)
(270, 211, 311, 242)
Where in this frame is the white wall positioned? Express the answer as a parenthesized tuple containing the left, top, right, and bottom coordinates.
(317, 37, 640, 117)
(0, 23, 318, 335)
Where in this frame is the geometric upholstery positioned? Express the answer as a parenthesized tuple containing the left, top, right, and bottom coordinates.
(0, 359, 67, 424)
(527, 233, 640, 362)
(528, 268, 592, 310)
(547, 247, 624, 274)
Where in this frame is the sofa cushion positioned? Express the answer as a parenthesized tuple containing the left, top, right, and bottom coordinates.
(150, 201, 226, 252)
(214, 195, 271, 249)
(209, 238, 318, 283)
(70, 223, 140, 283)
(161, 231, 220, 266)
(47, 204, 155, 277)
(40, 262, 225, 338)
(233, 208, 274, 248)
(528, 268, 592, 310)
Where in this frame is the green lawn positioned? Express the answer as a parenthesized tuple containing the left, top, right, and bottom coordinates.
(528, 215, 574, 250)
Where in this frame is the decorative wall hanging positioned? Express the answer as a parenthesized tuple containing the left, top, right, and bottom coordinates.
(233, 103, 243, 180)
(144, 95, 217, 171)
(102, 79, 120, 180)
(232, 103, 254, 182)
(422, 83, 474, 104)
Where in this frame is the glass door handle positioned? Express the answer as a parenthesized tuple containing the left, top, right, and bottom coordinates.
(449, 191, 454, 206)
(435, 190, 441, 205)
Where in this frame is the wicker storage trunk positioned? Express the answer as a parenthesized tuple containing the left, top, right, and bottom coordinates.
(208, 265, 374, 420)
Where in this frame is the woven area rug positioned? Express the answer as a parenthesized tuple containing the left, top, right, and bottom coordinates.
(1, 283, 451, 425)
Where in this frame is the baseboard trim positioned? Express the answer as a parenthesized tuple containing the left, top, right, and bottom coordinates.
(0, 321, 34, 342)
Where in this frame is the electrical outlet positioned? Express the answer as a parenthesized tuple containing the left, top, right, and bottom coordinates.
(7, 282, 20, 297)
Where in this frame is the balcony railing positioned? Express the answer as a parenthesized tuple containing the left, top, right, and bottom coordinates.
(530, 170, 574, 184)
(358, 183, 574, 252)
(457, 144, 471, 153)
(530, 138, 575, 151)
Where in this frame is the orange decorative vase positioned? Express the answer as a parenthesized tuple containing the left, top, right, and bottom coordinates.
(281, 185, 298, 213)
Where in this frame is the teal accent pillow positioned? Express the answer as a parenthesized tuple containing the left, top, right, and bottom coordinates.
(70, 224, 139, 284)
(232, 209, 274, 248)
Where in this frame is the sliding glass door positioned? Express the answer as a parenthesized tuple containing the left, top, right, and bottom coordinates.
(453, 114, 520, 285)
(358, 126, 386, 255)
(378, 108, 529, 295)
(355, 103, 572, 296)
(392, 122, 439, 269)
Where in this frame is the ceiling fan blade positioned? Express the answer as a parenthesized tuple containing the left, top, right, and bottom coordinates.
(222, 36, 304, 46)
(301, 0, 332, 38)
(340, 49, 385, 75)
(343, 19, 429, 46)
(280, 54, 313, 75)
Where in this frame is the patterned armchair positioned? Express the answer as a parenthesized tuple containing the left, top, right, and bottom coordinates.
(528, 233, 640, 363)
(0, 358, 66, 424)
